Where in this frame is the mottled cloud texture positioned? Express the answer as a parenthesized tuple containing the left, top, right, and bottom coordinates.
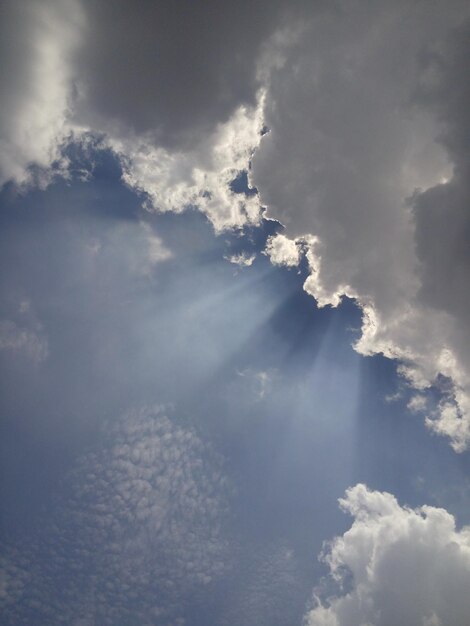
(306, 484, 470, 626)
(0, 406, 229, 624)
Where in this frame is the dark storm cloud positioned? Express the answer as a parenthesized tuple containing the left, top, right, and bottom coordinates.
(75, 0, 298, 149)
(412, 19, 470, 319)
(409, 20, 470, 444)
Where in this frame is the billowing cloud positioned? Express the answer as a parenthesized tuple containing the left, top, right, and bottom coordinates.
(112, 97, 266, 231)
(264, 233, 300, 267)
(251, 2, 470, 449)
(306, 484, 470, 626)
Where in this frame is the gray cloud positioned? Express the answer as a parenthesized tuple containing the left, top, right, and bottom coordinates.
(73, 0, 291, 150)
(409, 21, 470, 446)
(251, 1, 470, 449)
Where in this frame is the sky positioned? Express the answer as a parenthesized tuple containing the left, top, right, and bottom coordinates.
(1, 1, 470, 625)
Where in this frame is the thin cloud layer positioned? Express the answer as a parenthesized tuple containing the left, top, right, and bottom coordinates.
(306, 484, 470, 626)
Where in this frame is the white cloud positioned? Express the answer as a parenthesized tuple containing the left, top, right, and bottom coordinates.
(264, 233, 300, 267)
(111, 95, 265, 232)
(407, 394, 428, 414)
(224, 252, 257, 268)
(306, 484, 470, 626)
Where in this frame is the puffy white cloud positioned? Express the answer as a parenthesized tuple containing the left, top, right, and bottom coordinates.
(252, 1, 470, 449)
(264, 233, 300, 267)
(112, 95, 265, 231)
(306, 484, 470, 626)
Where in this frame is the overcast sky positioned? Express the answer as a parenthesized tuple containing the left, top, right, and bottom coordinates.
(1, 1, 470, 625)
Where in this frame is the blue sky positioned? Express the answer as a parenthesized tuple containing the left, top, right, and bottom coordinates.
(1, 2, 470, 625)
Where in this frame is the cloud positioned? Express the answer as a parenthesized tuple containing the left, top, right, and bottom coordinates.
(225, 252, 257, 268)
(0, 0, 83, 186)
(71, 1, 309, 151)
(1, 0, 272, 231)
(138, 221, 173, 274)
(2, 0, 470, 450)
(251, 1, 470, 449)
(218, 543, 308, 626)
(0, 319, 48, 362)
(264, 233, 300, 267)
(112, 96, 266, 231)
(0, 406, 230, 624)
(237, 368, 278, 400)
(306, 484, 470, 626)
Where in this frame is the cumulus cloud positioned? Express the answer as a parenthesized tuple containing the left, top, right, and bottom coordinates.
(306, 484, 470, 626)
(252, 1, 470, 449)
(113, 96, 266, 231)
(264, 233, 300, 267)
